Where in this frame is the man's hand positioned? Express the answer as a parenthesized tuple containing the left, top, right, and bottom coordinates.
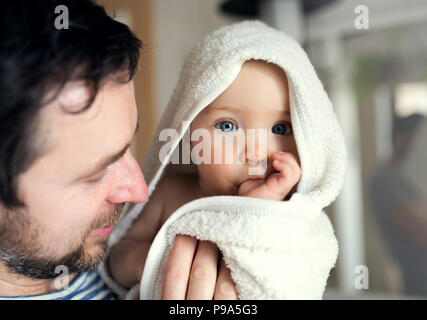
(161, 234, 238, 300)
(238, 151, 301, 200)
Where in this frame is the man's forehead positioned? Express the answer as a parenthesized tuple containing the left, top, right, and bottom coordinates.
(41, 80, 134, 126)
(56, 81, 93, 114)
(34, 80, 136, 166)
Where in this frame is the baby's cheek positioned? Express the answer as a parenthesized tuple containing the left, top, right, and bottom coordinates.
(197, 163, 238, 194)
(275, 136, 300, 164)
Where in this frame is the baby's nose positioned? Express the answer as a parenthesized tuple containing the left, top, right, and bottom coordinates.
(245, 129, 268, 163)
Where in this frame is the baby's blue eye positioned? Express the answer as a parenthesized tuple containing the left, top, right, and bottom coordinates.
(272, 123, 291, 135)
(216, 121, 237, 132)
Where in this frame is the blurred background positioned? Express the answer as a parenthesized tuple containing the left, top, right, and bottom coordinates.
(98, 0, 427, 299)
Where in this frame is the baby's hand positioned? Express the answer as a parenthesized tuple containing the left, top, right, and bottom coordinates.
(237, 151, 301, 201)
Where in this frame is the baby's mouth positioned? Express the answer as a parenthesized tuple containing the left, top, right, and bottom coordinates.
(237, 176, 266, 189)
(236, 166, 275, 193)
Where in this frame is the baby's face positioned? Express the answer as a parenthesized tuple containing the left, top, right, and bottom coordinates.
(190, 60, 299, 196)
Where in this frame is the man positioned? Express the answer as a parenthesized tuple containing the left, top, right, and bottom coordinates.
(0, 0, 235, 299)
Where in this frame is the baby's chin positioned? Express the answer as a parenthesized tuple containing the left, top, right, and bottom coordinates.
(204, 182, 253, 197)
(201, 182, 241, 197)
(200, 173, 264, 196)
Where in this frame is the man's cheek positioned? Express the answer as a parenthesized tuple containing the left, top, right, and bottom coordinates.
(52, 202, 98, 240)
(31, 222, 76, 258)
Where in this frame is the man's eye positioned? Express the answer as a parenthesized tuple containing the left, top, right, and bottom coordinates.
(86, 171, 106, 185)
(272, 123, 292, 135)
(215, 120, 237, 132)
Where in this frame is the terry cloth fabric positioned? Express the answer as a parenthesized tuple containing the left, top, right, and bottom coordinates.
(99, 20, 347, 300)
(0, 271, 117, 300)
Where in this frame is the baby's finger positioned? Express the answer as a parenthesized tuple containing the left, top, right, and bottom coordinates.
(272, 159, 291, 174)
(271, 160, 301, 191)
(266, 170, 289, 191)
(272, 151, 299, 166)
(276, 159, 302, 182)
(214, 257, 238, 300)
(162, 234, 197, 300)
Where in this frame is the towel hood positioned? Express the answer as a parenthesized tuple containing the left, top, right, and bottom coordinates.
(141, 20, 347, 210)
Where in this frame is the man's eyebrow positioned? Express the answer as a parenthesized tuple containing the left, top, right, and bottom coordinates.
(77, 120, 140, 181)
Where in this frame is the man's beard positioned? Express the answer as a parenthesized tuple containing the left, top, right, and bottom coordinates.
(0, 203, 124, 279)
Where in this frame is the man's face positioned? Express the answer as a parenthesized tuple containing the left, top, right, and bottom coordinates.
(0, 80, 147, 278)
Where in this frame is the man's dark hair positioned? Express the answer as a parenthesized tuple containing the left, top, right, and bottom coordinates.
(0, 0, 141, 208)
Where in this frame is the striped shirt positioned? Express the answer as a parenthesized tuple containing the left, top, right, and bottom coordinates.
(0, 271, 117, 300)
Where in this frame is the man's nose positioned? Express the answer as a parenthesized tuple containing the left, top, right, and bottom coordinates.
(107, 151, 148, 204)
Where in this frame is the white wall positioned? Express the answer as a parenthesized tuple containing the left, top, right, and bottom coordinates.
(153, 0, 237, 120)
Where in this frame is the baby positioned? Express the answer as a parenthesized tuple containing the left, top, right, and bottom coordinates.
(108, 59, 302, 289)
